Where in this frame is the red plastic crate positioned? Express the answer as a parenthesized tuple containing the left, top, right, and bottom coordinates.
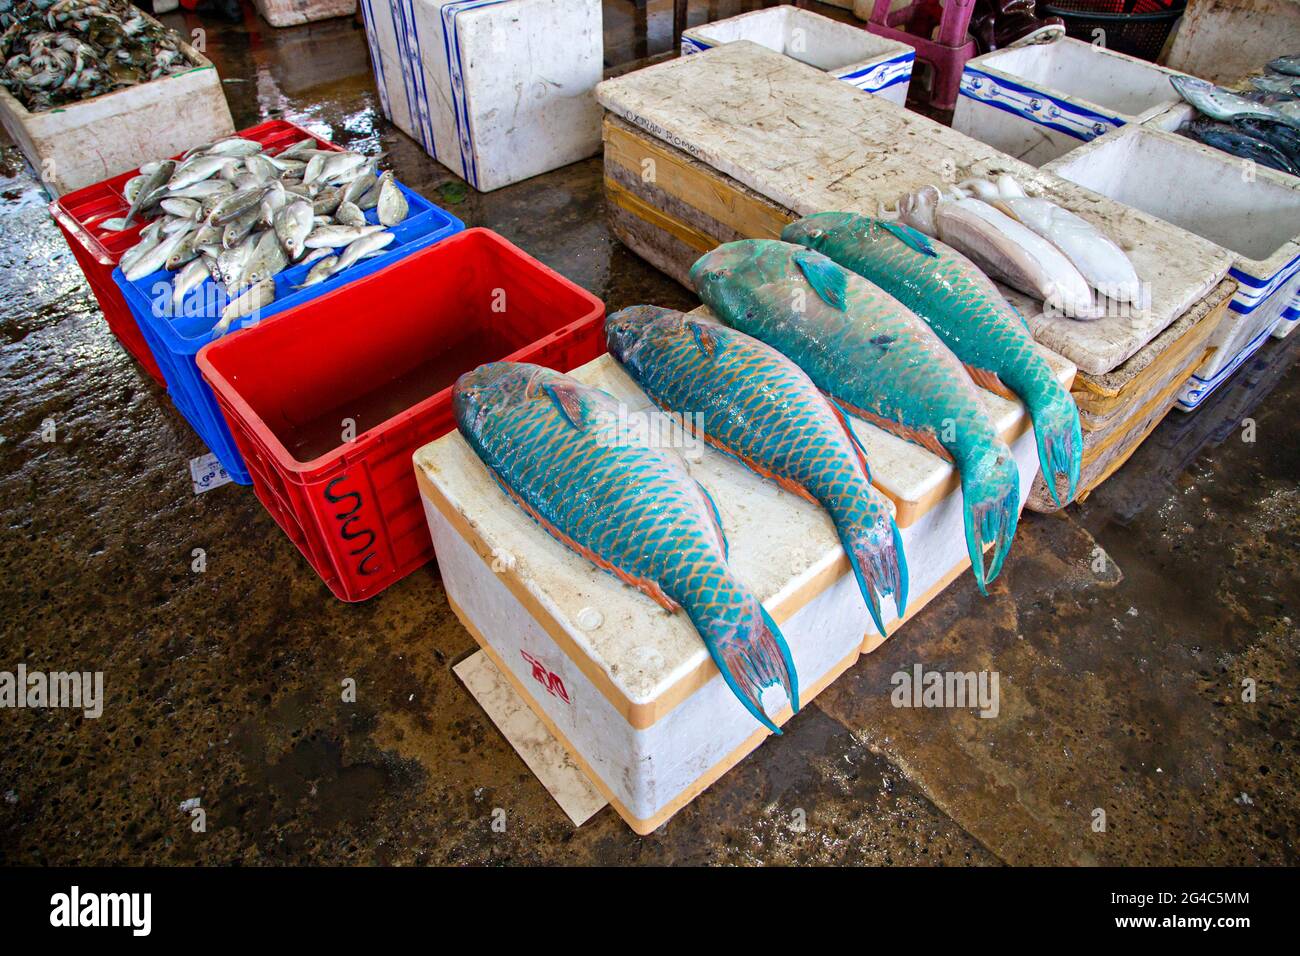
(49, 120, 342, 387)
(196, 228, 607, 602)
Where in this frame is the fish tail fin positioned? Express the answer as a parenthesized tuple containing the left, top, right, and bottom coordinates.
(695, 597, 800, 734)
(1030, 389, 1083, 508)
(960, 448, 1021, 595)
(839, 516, 909, 637)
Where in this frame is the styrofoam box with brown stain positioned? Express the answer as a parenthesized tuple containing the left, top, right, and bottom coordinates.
(414, 337, 1074, 834)
(253, 0, 357, 28)
(0, 21, 233, 197)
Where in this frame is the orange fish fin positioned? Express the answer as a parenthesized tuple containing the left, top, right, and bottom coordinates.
(485, 463, 680, 612)
(701, 433, 819, 505)
(822, 394, 873, 482)
(963, 363, 1016, 400)
(836, 398, 955, 463)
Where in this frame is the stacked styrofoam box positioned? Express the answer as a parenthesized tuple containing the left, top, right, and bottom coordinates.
(681, 5, 914, 106)
(416, 342, 1073, 833)
(359, 0, 602, 191)
(1045, 125, 1300, 411)
(254, 0, 357, 26)
(954, 37, 1190, 166)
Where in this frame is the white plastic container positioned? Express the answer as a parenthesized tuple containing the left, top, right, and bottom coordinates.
(358, 0, 602, 191)
(681, 5, 914, 106)
(253, 0, 357, 26)
(0, 24, 232, 197)
(1045, 125, 1300, 410)
(954, 37, 1188, 166)
(415, 340, 1073, 833)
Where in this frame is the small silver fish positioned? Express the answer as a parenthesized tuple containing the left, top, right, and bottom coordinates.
(214, 278, 275, 335)
(123, 230, 187, 282)
(171, 257, 211, 307)
(274, 199, 314, 259)
(238, 230, 290, 288)
(334, 200, 366, 227)
(329, 231, 395, 274)
(377, 177, 408, 227)
(168, 154, 229, 191)
(304, 223, 384, 249)
(296, 255, 338, 288)
(1171, 75, 1285, 123)
(1268, 55, 1300, 77)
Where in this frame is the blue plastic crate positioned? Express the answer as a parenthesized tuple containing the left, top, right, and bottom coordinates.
(114, 182, 463, 484)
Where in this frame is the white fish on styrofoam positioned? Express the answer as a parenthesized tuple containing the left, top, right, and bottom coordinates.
(899, 185, 1100, 320)
(958, 176, 1142, 307)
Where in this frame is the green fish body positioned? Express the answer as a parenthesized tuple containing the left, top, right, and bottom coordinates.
(782, 213, 1081, 506)
(606, 305, 908, 635)
(453, 361, 798, 733)
(691, 240, 1020, 593)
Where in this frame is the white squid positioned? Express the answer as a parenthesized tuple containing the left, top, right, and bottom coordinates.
(897, 184, 1101, 320)
(958, 175, 1143, 308)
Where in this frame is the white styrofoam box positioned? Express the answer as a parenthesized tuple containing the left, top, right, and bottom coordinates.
(414, 333, 1073, 833)
(358, 0, 602, 192)
(1044, 124, 1300, 411)
(0, 24, 232, 196)
(954, 37, 1191, 166)
(681, 6, 914, 106)
(254, 0, 357, 27)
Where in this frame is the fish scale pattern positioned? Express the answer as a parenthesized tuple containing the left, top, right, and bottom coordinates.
(453, 361, 798, 733)
(605, 305, 906, 634)
(783, 213, 1081, 505)
(691, 239, 1022, 593)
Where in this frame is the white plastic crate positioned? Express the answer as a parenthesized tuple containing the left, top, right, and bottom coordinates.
(681, 5, 914, 106)
(359, 0, 602, 191)
(415, 338, 1073, 833)
(954, 37, 1189, 166)
(1044, 125, 1300, 411)
(0, 19, 233, 196)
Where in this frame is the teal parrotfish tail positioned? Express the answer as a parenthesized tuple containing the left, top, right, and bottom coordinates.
(605, 305, 908, 636)
(690, 239, 1021, 595)
(781, 212, 1082, 506)
(452, 361, 799, 733)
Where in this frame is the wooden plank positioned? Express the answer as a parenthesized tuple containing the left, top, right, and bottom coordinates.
(454, 650, 608, 827)
(605, 115, 794, 242)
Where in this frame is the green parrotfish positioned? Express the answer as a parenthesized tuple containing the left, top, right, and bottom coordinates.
(606, 305, 908, 636)
(691, 239, 1021, 594)
(453, 361, 799, 733)
(782, 212, 1082, 506)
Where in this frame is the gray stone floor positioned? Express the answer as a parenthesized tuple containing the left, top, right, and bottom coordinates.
(0, 2, 1296, 865)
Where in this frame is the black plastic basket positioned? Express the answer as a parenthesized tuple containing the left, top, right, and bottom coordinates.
(1041, 0, 1187, 62)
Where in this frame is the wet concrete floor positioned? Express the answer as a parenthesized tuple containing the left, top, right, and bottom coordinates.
(1, 3, 1297, 865)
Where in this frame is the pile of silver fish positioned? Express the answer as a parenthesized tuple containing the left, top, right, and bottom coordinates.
(896, 174, 1141, 320)
(113, 135, 411, 333)
(1172, 69, 1300, 176)
(1, 0, 193, 112)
